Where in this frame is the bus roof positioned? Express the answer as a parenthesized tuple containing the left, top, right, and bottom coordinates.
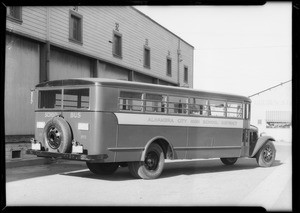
(36, 78, 251, 102)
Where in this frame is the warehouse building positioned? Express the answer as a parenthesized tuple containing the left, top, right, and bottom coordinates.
(250, 81, 292, 142)
(5, 6, 194, 163)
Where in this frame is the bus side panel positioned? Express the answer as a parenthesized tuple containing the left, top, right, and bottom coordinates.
(187, 127, 214, 159)
(210, 128, 243, 158)
(88, 112, 118, 161)
(115, 125, 187, 162)
(187, 127, 242, 159)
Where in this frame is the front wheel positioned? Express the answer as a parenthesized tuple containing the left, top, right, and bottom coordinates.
(86, 162, 119, 175)
(256, 141, 276, 167)
(220, 157, 238, 165)
(128, 143, 165, 179)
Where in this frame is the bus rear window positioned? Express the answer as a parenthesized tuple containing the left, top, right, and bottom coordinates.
(63, 89, 89, 109)
(39, 90, 62, 109)
(38, 89, 89, 109)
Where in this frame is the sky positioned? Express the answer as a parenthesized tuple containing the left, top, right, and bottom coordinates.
(134, 2, 292, 97)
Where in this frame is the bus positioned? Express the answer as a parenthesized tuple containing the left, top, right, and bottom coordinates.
(27, 78, 276, 179)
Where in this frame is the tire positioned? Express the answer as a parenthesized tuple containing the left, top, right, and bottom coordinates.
(220, 157, 238, 165)
(256, 141, 276, 167)
(43, 116, 72, 153)
(128, 143, 165, 179)
(86, 162, 119, 175)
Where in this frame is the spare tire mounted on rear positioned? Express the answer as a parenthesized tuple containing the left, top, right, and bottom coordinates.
(43, 116, 73, 153)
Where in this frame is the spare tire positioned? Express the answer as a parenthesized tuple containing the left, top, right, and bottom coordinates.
(43, 116, 72, 153)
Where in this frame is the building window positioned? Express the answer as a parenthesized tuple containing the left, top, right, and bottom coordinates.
(167, 57, 172, 76)
(258, 119, 262, 125)
(144, 46, 151, 68)
(184, 66, 188, 83)
(7, 6, 22, 23)
(69, 10, 83, 44)
(113, 31, 122, 58)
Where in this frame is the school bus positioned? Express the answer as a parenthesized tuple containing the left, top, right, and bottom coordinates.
(27, 78, 276, 179)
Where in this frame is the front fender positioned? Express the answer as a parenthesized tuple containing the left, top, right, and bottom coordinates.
(250, 135, 275, 157)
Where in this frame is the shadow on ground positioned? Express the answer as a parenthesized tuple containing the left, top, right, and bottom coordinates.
(61, 158, 283, 181)
(6, 160, 87, 182)
(6, 157, 283, 182)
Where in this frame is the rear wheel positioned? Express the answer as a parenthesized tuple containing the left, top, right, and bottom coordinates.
(220, 157, 238, 165)
(86, 162, 119, 175)
(128, 143, 165, 179)
(256, 141, 276, 167)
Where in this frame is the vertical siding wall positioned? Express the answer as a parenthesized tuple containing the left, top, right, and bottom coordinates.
(5, 6, 194, 136)
(179, 41, 194, 87)
(6, 7, 47, 40)
(48, 6, 193, 85)
(7, 6, 194, 86)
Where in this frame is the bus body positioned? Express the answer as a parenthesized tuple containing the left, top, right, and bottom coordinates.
(27, 78, 276, 179)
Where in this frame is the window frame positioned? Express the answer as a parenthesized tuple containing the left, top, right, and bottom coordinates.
(63, 88, 90, 110)
(7, 6, 22, 24)
(37, 88, 90, 111)
(112, 30, 122, 58)
(117, 90, 246, 120)
(166, 57, 172, 77)
(184, 66, 188, 83)
(143, 46, 151, 69)
(38, 89, 63, 110)
(69, 10, 83, 45)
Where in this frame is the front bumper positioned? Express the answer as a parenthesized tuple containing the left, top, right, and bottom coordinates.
(26, 149, 108, 163)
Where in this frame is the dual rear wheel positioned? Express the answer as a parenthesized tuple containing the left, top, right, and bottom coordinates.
(86, 143, 165, 179)
(128, 143, 165, 179)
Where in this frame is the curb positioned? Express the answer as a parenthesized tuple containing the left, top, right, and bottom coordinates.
(6, 158, 54, 169)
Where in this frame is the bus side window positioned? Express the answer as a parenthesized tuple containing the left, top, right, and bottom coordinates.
(208, 100, 226, 117)
(119, 91, 143, 112)
(145, 94, 166, 113)
(169, 96, 188, 114)
(227, 102, 243, 118)
(189, 98, 207, 116)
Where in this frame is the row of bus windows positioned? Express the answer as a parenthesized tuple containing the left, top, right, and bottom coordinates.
(119, 91, 245, 118)
(38, 89, 89, 109)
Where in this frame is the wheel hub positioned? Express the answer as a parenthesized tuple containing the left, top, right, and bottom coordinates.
(47, 126, 61, 149)
(263, 146, 273, 162)
(145, 151, 159, 170)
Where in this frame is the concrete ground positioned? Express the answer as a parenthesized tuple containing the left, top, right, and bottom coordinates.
(5, 141, 292, 210)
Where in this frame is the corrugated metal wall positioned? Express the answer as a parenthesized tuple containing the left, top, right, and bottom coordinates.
(5, 34, 40, 135)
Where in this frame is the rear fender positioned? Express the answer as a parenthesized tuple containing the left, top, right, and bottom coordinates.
(250, 136, 275, 157)
(141, 136, 175, 161)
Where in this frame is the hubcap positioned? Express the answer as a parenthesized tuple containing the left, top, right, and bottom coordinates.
(145, 151, 159, 171)
(263, 145, 273, 163)
(47, 126, 61, 149)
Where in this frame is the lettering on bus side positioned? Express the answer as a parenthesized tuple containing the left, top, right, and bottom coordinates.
(45, 112, 60, 118)
(148, 117, 174, 123)
(70, 112, 81, 119)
